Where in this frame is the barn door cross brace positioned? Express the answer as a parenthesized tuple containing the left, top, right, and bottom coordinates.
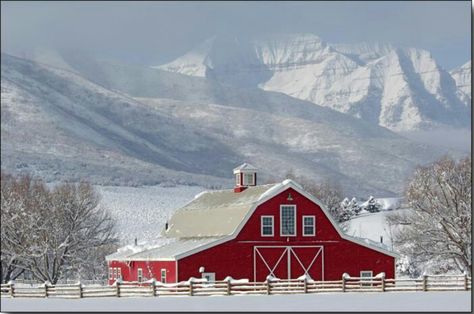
(256, 247, 289, 278)
(290, 247, 322, 275)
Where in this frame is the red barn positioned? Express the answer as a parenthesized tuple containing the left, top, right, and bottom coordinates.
(106, 163, 397, 284)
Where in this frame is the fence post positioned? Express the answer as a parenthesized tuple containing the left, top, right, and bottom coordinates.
(10, 283, 14, 298)
(44, 282, 49, 298)
(342, 275, 346, 292)
(381, 274, 385, 292)
(78, 282, 83, 298)
(303, 278, 308, 294)
(116, 281, 120, 297)
(422, 275, 427, 292)
(151, 279, 156, 297)
(464, 274, 468, 291)
(189, 281, 194, 296)
(226, 280, 231, 296)
(266, 280, 271, 295)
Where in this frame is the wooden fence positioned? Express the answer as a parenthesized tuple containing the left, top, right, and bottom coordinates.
(1, 274, 470, 299)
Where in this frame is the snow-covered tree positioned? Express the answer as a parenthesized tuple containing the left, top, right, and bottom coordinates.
(1, 172, 119, 283)
(349, 197, 361, 216)
(365, 196, 381, 213)
(387, 156, 471, 275)
(339, 198, 353, 222)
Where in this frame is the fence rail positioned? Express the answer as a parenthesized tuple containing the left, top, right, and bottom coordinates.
(1, 275, 470, 299)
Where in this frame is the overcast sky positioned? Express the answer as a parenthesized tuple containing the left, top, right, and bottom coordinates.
(1, 1, 471, 69)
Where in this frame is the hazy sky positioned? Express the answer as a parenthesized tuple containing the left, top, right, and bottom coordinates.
(1, 1, 471, 69)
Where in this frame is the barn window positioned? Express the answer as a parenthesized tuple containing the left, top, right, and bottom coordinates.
(161, 269, 167, 283)
(243, 173, 254, 185)
(114, 268, 118, 280)
(109, 267, 113, 280)
(117, 267, 122, 279)
(261, 216, 274, 236)
(202, 272, 215, 282)
(137, 268, 143, 283)
(280, 205, 296, 236)
(360, 271, 373, 286)
(302, 216, 315, 236)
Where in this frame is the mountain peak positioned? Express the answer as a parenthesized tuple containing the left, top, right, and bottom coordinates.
(156, 33, 470, 132)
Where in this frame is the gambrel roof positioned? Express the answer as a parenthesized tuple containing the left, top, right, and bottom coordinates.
(163, 183, 279, 238)
(107, 179, 398, 261)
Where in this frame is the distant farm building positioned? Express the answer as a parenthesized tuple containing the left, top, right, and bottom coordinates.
(106, 163, 396, 284)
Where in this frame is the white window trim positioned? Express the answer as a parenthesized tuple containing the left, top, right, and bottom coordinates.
(161, 269, 167, 283)
(261, 215, 274, 237)
(117, 267, 122, 279)
(202, 272, 215, 282)
(109, 267, 113, 280)
(280, 205, 296, 237)
(302, 215, 316, 236)
(137, 268, 143, 283)
(235, 174, 240, 186)
(360, 271, 373, 287)
(243, 173, 254, 186)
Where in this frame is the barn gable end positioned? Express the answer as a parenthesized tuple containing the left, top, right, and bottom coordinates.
(106, 164, 397, 283)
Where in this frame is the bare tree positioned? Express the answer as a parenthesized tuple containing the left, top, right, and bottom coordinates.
(1, 172, 118, 283)
(387, 156, 471, 275)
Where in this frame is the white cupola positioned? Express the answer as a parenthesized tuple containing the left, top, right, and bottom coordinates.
(233, 163, 257, 192)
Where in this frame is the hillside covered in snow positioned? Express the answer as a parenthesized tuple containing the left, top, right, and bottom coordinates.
(1, 52, 462, 196)
(158, 34, 470, 132)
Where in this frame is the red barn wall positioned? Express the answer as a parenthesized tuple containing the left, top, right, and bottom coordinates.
(108, 260, 176, 284)
(177, 187, 395, 282)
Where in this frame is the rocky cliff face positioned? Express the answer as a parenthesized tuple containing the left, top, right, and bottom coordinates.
(450, 61, 471, 99)
(158, 34, 470, 132)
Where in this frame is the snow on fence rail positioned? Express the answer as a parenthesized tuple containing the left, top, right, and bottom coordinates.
(0, 275, 470, 299)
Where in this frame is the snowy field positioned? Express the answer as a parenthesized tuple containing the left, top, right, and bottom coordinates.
(97, 185, 205, 245)
(1, 292, 471, 312)
(346, 208, 410, 248)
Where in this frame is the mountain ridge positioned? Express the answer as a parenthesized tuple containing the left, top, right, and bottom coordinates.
(1, 52, 464, 196)
(157, 33, 470, 132)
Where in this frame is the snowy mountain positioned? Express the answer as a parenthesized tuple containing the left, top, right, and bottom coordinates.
(450, 61, 471, 99)
(1, 52, 460, 196)
(157, 34, 470, 132)
(1, 53, 238, 187)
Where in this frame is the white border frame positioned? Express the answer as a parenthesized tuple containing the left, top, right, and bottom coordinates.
(261, 215, 274, 237)
(280, 205, 297, 237)
(302, 215, 316, 236)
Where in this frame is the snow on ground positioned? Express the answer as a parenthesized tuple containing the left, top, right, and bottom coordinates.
(97, 185, 205, 245)
(1, 292, 470, 312)
(347, 208, 411, 249)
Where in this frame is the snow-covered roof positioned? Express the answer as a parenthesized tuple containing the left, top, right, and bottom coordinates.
(163, 183, 279, 238)
(233, 163, 257, 173)
(122, 237, 225, 261)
